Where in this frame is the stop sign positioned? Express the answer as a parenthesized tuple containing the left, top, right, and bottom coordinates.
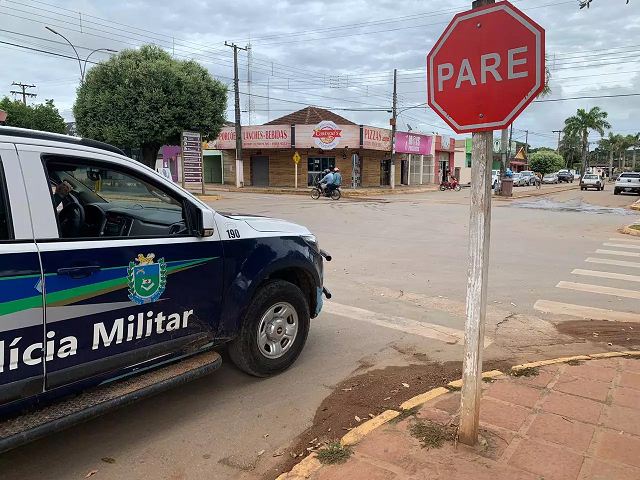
(427, 1, 545, 133)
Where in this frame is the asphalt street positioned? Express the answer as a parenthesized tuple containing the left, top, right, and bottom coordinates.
(1, 186, 639, 480)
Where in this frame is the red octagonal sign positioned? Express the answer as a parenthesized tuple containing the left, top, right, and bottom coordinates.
(427, 1, 545, 134)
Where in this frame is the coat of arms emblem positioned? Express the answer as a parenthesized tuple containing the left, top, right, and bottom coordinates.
(128, 253, 167, 304)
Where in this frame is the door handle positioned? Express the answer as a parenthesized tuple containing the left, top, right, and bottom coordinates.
(57, 265, 101, 279)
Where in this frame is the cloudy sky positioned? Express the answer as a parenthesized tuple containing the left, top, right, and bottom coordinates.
(1, 0, 639, 148)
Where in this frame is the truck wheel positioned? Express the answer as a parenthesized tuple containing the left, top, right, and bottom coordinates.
(228, 280, 310, 377)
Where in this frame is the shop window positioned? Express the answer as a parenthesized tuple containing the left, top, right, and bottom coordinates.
(307, 156, 335, 186)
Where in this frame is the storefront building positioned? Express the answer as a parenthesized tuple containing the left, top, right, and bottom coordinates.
(435, 135, 456, 183)
(214, 108, 406, 188)
(163, 108, 456, 189)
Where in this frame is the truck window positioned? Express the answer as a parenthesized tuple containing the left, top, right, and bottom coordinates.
(44, 159, 188, 240)
(0, 159, 12, 240)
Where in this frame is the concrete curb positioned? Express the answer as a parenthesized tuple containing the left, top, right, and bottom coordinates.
(510, 351, 640, 373)
(275, 351, 640, 479)
(194, 186, 439, 198)
(630, 200, 640, 211)
(619, 225, 640, 237)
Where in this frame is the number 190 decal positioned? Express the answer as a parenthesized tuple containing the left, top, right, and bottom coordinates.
(226, 229, 241, 239)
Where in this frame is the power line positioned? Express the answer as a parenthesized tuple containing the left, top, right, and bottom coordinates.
(534, 92, 640, 102)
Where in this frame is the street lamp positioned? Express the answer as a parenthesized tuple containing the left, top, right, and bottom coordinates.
(45, 26, 115, 81)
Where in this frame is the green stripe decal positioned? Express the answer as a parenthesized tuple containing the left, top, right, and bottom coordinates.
(0, 257, 218, 316)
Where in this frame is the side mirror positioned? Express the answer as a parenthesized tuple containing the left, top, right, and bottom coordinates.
(183, 199, 214, 237)
(201, 209, 215, 237)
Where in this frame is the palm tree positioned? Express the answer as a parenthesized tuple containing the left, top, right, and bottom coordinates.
(628, 133, 640, 171)
(563, 107, 611, 178)
(599, 133, 616, 177)
(559, 132, 582, 168)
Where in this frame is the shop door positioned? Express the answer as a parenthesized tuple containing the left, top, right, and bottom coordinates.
(251, 156, 269, 186)
(380, 160, 391, 186)
(454, 167, 461, 182)
(401, 160, 409, 185)
(351, 154, 361, 188)
(204, 155, 222, 184)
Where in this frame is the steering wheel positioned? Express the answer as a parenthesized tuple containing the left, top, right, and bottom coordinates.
(59, 201, 85, 238)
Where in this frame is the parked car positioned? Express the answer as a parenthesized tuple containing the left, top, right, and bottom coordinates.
(581, 173, 605, 191)
(557, 170, 574, 183)
(511, 172, 526, 186)
(0, 126, 330, 452)
(543, 173, 559, 184)
(520, 171, 540, 186)
(614, 172, 640, 195)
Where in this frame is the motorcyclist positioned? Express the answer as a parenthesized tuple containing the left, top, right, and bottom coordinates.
(319, 169, 334, 195)
(326, 167, 342, 195)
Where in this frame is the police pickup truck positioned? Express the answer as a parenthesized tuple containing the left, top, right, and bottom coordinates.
(0, 127, 330, 452)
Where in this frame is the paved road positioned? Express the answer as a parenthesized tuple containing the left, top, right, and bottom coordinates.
(1, 186, 639, 480)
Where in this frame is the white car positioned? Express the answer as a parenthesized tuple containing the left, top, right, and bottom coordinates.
(492, 169, 500, 190)
(581, 173, 604, 191)
(511, 172, 526, 186)
(614, 172, 640, 195)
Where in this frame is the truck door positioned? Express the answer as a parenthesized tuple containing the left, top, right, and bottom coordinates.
(0, 144, 45, 407)
(17, 145, 224, 391)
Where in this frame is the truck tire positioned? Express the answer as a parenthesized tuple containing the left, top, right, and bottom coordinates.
(228, 280, 310, 377)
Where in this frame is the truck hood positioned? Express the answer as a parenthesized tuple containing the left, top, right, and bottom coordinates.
(223, 214, 311, 235)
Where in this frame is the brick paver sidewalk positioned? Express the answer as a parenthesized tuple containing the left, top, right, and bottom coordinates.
(302, 356, 640, 480)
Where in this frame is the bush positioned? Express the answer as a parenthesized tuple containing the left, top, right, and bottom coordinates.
(529, 151, 565, 175)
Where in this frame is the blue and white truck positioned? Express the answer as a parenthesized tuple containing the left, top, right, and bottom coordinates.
(0, 126, 330, 452)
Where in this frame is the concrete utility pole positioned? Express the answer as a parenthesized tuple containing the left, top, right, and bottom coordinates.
(459, 0, 495, 447)
(390, 68, 397, 189)
(553, 129, 563, 153)
(525, 130, 529, 157)
(225, 42, 248, 188)
(10, 82, 36, 105)
(507, 123, 513, 171)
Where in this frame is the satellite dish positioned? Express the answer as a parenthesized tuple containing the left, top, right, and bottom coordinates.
(407, 124, 413, 132)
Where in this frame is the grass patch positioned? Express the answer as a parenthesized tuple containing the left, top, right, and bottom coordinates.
(410, 420, 455, 449)
(511, 367, 539, 377)
(566, 359, 584, 366)
(392, 405, 421, 423)
(629, 224, 640, 231)
(316, 443, 352, 465)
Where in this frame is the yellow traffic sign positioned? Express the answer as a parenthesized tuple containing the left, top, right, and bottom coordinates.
(293, 152, 301, 164)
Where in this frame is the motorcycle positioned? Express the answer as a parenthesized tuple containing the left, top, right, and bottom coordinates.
(439, 178, 461, 191)
(310, 180, 341, 200)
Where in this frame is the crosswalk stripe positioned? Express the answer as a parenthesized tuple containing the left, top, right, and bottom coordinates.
(586, 257, 640, 269)
(596, 249, 640, 258)
(609, 237, 640, 244)
(556, 281, 640, 299)
(572, 269, 640, 283)
(603, 243, 640, 250)
(321, 301, 493, 347)
(534, 299, 640, 323)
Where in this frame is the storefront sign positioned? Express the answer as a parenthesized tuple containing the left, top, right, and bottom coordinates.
(363, 126, 391, 151)
(395, 132, 434, 155)
(212, 125, 291, 149)
(296, 122, 360, 150)
(181, 131, 203, 183)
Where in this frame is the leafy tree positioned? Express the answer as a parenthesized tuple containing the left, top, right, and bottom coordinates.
(563, 107, 611, 177)
(529, 151, 565, 175)
(74, 45, 228, 167)
(0, 97, 66, 133)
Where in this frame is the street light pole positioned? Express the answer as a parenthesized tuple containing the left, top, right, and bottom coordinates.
(46, 27, 115, 82)
(45, 27, 83, 81)
(82, 48, 117, 80)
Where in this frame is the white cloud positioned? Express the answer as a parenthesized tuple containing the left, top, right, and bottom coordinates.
(1, 0, 639, 147)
